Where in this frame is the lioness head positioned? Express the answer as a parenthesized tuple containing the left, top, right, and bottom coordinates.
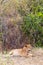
(23, 44, 32, 52)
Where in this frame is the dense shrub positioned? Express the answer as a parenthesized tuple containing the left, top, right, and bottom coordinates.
(20, 0, 43, 47)
(21, 12, 43, 47)
(0, 0, 43, 50)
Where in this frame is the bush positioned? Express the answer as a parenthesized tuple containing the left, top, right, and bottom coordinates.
(21, 12, 43, 47)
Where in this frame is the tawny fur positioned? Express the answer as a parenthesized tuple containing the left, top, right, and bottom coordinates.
(9, 44, 32, 57)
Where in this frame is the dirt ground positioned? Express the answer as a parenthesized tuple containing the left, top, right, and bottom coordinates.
(0, 48, 43, 65)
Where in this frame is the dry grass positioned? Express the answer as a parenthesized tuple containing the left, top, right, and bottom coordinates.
(0, 48, 43, 65)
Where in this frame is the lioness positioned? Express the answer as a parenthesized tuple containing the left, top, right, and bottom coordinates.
(9, 44, 32, 57)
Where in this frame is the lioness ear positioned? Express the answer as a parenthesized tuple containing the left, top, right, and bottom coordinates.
(24, 44, 27, 47)
(25, 45, 27, 47)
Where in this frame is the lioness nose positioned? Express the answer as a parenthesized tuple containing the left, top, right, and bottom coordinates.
(28, 49, 31, 51)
